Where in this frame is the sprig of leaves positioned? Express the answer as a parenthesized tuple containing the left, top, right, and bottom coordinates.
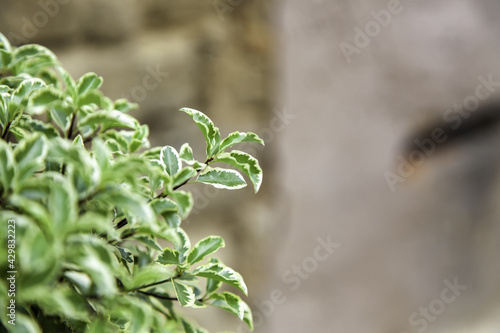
(0, 32, 262, 332)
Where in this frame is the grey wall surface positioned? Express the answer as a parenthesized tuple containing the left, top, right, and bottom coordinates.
(265, 1, 500, 333)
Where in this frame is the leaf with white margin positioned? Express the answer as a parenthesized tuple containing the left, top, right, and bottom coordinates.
(179, 143, 194, 161)
(76, 72, 103, 95)
(10, 78, 46, 108)
(196, 167, 246, 190)
(172, 279, 196, 307)
(179, 108, 221, 158)
(207, 292, 253, 329)
(216, 150, 263, 193)
(157, 247, 181, 265)
(219, 131, 264, 153)
(187, 236, 225, 265)
(160, 145, 181, 176)
(192, 262, 248, 295)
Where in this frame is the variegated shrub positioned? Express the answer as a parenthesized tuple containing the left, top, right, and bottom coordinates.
(0, 32, 263, 333)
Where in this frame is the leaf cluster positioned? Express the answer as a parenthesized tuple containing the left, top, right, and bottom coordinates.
(0, 33, 264, 332)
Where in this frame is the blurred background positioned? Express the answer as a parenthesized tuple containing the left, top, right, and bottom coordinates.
(2, 0, 500, 332)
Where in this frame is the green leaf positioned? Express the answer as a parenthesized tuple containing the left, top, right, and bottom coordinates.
(172, 279, 196, 307)
(187, 236, 225, 265)
(8, 313, 42, 333)
(33, 287, 89, 321)
(197, 167, 246, 190)
(56, 67, 77, 99)
(151, 197, 178, 214)
(10, 78, 46, 108)
(216, 150, 263, 192)
(86, 318, 116, 333)
(38, 69, 59, 86)
(114, 98, 138, 113)
(219, 131, 264, 152)
(27, 86, 64, 114)
(92, 138, 112, 172)
(69, 211, 117, 238)
(0, 32, 12, 52)
(47, 175, 77, 231)
(10, 44, 57, 74)
(180, 108, 221, 158)
(205, 278, 222, 298)
(7, 195, 51, 233)
(13, 133, 47, 183)
(70, 245, 117, 297)
(11, 44, 56, 64)
(161, 145, 181, 176)
(163, 228, 191, 264)
(179, 143, 206, 169)
(72, 134, 84, 148)
(134, 235, 163, 252)
(79, 110, 138, 131)
(129, 138, 142, 153)
(0, 49, 11, 69)
(109, 298, 151, 333)
(173, 167, 197, 188)
(207, 292, 252, 326)
(0, 91, 9, 128)
(150, 198, 182, 228)
(157, 247, 181, 265)
(76, 72, 103, 95)
(63, 271, 92, 295)
(49, 102, 73, 132)
(96, 188, 155, 229)
(0, 140, 16, 193)
(16, 117, 59, 138)
(179, 143, 194, 161)
(14, 133, 46, 169)
(171, 190, 193, 219)
(192, 263, 248, 295)
(126, 264, 176, 291)
(76, 89, 104, 108)
(164, 212, 182, 228)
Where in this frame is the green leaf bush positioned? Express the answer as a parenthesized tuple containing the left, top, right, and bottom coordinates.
(0, 33, 264, 332)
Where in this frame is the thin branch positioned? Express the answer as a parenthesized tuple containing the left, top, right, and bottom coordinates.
(137, 290, 177, 301)
(138, 290, 203, 304)
(67, 113, 76, 139)
(132, 276, 177, 291)
(116, 218, 127, 229)
(1, 122, 11, 140)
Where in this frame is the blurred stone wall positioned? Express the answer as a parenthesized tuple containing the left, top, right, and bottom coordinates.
(0, 1, 278, 331)
(267, 1, 500, 333)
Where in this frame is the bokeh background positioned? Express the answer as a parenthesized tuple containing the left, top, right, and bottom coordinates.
(2, 0, 500, 332)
